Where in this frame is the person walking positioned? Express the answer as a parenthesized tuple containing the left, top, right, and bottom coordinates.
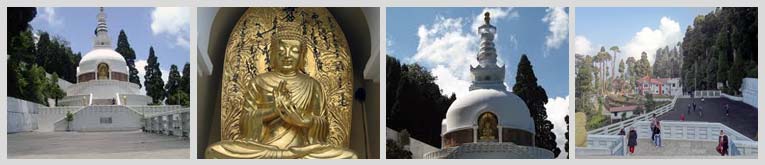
(650, 114, 658, 142)
(653, 118, 662, 147)
(618, 128, 626, 136)
(628, 127, 638, 155)
(692, 102, 697, 113)
(717, 130, 729, 156)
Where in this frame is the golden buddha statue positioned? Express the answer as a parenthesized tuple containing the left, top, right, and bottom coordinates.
(478, 112, 497, 141)
(205, 19, 357, 159)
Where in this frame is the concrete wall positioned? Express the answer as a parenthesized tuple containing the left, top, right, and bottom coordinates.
(128, 105, 186, 116)
(7, 98, 40, 133)
(387, 128, 439, 159)
(37, 106, 84, 131)
(65, 80, 142, 99)
(741, 78, 757, 108)
(56, 105, 143, 132)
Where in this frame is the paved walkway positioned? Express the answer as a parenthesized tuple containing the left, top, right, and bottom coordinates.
(578, 139, 753, 159)
(660, 98, 758, 139)
(632, 139, 718, 156)
(8, 131, 189, 159)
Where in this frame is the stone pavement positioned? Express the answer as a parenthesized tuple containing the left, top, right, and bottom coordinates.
(578, 139, 754, 159)
(660, 98, 758, 139)
(632, 139, 719, 156)
(8, 131, 189, 159)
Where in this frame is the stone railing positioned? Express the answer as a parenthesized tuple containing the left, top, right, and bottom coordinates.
(575, 134, 626, 156)
(128, 105, 186, 116)
(424, 142, 554, 159)
(721, 93, 743, 102)
(632, 120, 757, 156)
(589, 96, 677, 135)
(632, 121, 752, 141)
(693, 90, 721, 98)
(143, 108, 190, 137)
(58, 94, 91, 106)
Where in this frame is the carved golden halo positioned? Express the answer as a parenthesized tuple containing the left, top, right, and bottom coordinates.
(219, 7, 354, 148)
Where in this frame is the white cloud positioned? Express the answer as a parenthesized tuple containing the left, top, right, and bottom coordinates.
(412, 8, 518, 97)
(150, 7, 190, 48)
(135, 60, 148, 94)
(161, 69, 169, 84)
(622, 17, 682, 63)
(431, 66, 472, 97)
(470, 8, 518, 32)
(386, 35, 395, 55)
(38, 7, 62, 26)
(544, 96, 570, 159)
(542, 7, 568, 52)
(574, 36, 593, 55)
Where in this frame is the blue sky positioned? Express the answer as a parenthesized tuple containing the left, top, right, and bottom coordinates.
(387, 7, 569, 158)
(575, 7, 714, 63)
(30, 7, 190, 93)
(387, 7, 569, 98)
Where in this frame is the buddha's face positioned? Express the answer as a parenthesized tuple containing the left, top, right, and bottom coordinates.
(273, 39, 303, 73)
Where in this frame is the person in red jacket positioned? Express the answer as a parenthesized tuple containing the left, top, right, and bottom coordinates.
(717, 130, 729, 156)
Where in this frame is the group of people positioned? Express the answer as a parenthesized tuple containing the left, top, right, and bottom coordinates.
(619, 127, 638, 155)
(619, 115, 731, 156)
(619, 114, 662, 155)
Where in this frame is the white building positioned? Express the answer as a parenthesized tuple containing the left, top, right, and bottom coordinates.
(57, 7, 151, 106)
(424, 13, 554, 159)
(636, 76, 682, 96)
(6, 8, 187, 134)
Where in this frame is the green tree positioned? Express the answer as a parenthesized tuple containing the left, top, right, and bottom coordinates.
(385, 140, 412, 159)
(181, 62, 191, 95)
(47, 73, 67, 106)
(164, 64, 183, 105)
(115, 30, 142, 88)
(386, 55, 455, 148)
(609, 46, 620, 81)
(564, 115, 569, 159)
(575, 54, 596, 116)
(167, 92, 190, 107)
(144, 47, 166, 105)
(22, 65, 50, 105)
(618, 60, 625, 79)
(513, 54, 560, 157)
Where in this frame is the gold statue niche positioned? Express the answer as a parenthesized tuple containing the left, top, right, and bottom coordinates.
(478, 112, 498, 142)
(97, 63, 109, 80)
(205, 7, 356, 159)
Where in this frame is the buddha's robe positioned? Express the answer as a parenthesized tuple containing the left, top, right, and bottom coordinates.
(206, 72, 356, 159)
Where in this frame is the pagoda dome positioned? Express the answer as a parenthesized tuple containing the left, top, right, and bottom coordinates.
(444, 89, 535, 135)
(78, 48, 128, 77)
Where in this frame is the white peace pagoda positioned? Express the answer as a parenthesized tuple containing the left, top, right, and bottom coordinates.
(423, 12, 555, 159)
(58, 7, 151, 106)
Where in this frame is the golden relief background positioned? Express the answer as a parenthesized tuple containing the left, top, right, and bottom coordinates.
(219, 7, 354, 148)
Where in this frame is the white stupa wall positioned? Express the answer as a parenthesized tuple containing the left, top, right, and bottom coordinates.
(741, 78, 757, 108)
(65, 80, 142, 99)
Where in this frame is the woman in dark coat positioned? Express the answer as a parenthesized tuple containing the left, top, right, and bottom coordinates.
(628, 127, 638, 154)
(718, 130, 729, 156)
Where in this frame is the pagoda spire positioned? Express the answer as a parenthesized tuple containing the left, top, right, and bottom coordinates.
(93, 7, 112, 49)
(469, 12, 507, 91)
